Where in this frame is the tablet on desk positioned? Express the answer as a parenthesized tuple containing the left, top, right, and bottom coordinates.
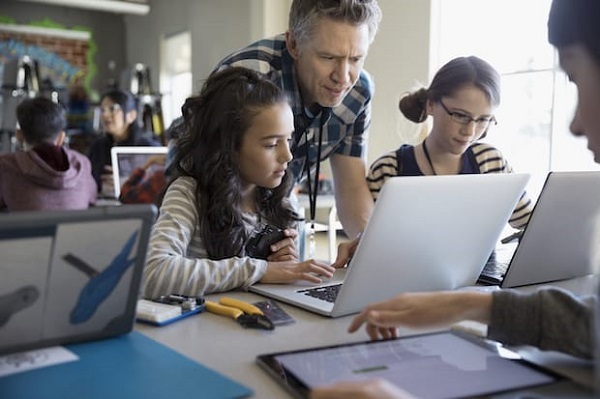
(256, 330, 560, 399)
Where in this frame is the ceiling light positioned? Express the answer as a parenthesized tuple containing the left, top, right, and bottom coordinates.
(16, 0, 150, 15)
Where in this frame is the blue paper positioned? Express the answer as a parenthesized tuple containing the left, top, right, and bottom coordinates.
(0, 331, 252, 399)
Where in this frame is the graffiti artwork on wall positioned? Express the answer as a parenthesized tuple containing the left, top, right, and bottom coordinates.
(0, 38, 84, 86)
(0, 19, 96, 95)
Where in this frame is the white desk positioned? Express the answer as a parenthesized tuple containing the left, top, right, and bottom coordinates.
(137, 275, 598, 398)
(137, 290, 365, 398)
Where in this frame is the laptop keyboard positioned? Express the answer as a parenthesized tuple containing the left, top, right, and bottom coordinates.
(297, 284, 342, 303)
(477, 246, 514, 285)
(478, 255, 508, 285)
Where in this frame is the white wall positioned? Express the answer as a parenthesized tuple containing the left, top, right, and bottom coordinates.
(124, 0, 291, 94)
(124, 0, 432, 166)
(252, 0, 292, 39)
(365, 0, 431, 165)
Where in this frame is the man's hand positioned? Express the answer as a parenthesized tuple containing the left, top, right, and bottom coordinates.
(330, 235, 360, 268)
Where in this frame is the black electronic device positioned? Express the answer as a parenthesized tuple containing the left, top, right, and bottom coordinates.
(245, 225, 286, 260)
(256, 330, 561, 399)
(136, 294, 205, 326)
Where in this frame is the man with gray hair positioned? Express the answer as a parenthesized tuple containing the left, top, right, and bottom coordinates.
(215, 0, 382, 262)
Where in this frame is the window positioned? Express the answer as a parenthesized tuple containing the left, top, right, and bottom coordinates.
(432, 0, 599, 198)
(160, 31, 192, 128)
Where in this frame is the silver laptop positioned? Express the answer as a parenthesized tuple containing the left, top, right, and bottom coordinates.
(596, 280, 600, 394)
(110, 146, 168, 198)
(480, 171, 600, 288)
(0, 204, 156, 355)
(249, 173, 530, 317)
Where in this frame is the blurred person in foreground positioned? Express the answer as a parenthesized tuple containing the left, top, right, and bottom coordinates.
(311, 0, 599, 397)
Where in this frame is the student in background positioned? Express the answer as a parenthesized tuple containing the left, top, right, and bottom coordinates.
(214, 0, 383, 255)
(367, 56, 533, 230)
(0, 97, 96, 211)
(311, 0, 598, 397)
(143, 67, 335, 298)
(87, 89, 159, 196)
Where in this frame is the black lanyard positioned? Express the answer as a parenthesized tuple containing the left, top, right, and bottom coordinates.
(303, 108, 330, 261)
(304, 108, 330, 229)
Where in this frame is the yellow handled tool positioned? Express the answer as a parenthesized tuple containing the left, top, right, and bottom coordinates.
(205, 297, 274, 330)
(219, 297, 264, 315)
(205, 301, 243, 318)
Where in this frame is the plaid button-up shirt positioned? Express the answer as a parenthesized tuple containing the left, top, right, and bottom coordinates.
(215, 34, 374, 184)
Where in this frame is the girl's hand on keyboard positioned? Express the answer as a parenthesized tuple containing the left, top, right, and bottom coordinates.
(261, 259, 335, 284)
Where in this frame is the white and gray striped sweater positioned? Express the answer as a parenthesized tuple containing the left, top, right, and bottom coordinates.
(143, 176, 268, 298)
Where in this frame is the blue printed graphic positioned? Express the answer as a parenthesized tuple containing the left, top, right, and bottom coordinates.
(68, 231, 138, 324)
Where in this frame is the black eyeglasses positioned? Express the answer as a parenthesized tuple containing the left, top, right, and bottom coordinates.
(438, 100, 497, 131)
(100, 104, 122, 114)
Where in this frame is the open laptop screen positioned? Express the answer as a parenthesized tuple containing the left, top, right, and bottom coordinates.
(110, 146, 168, 199)
(596, 281, 600, 393)
(0, 205, 156, 355)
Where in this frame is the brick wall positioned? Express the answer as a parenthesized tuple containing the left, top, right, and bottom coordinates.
(0, 26, 90, 87)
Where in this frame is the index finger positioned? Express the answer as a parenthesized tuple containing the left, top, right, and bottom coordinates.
(347, 308, 370, 333)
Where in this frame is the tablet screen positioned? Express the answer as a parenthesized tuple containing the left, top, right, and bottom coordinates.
(257, 331, 558, 399)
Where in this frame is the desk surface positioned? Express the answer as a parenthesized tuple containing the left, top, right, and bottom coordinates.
(138, 290, 360, 398)
(137, 275, 598, 398)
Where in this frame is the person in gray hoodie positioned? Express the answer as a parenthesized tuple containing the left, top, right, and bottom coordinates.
(0, 97, 97, 211)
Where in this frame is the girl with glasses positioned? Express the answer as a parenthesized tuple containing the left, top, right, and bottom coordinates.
(367, 56, 533, 230)
(87, 89, 160, 196)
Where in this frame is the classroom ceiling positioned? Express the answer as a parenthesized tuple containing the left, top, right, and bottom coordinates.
(14, 0, 150, 15)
